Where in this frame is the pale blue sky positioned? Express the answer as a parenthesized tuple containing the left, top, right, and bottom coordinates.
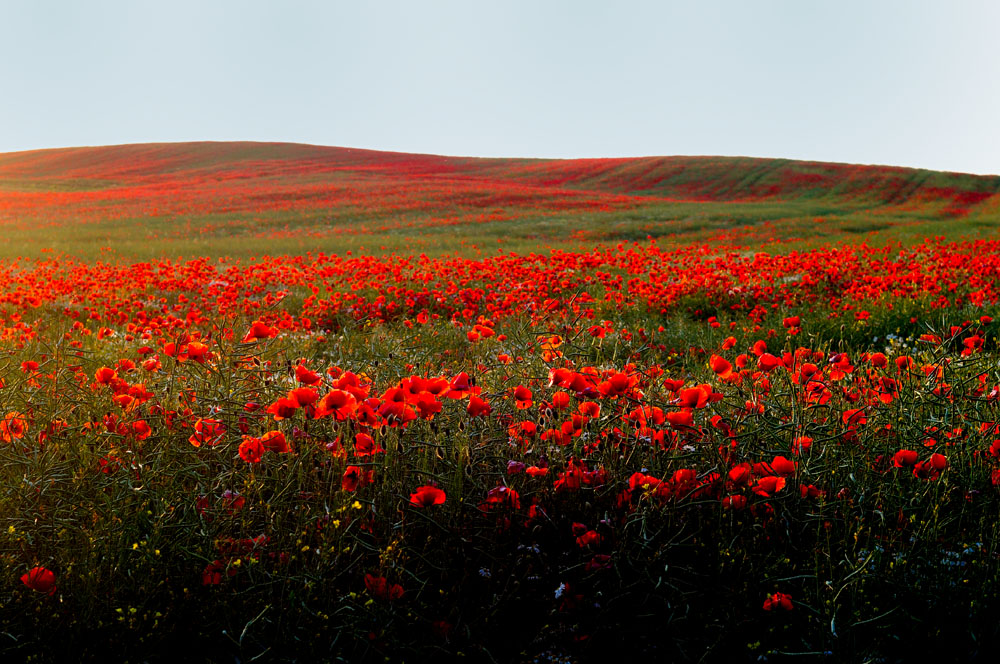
(1, 1, 998, 174)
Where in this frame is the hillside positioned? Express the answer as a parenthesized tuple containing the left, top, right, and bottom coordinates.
(0, 142, 998, 259)
(3, 141, 998, 204)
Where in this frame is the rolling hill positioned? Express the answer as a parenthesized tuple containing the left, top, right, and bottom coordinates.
(0, 141, 997, 259)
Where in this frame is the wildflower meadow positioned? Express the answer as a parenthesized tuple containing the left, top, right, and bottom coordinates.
(2, 142, 1000, 661)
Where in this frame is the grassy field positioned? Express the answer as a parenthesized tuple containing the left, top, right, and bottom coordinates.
(1, 141, 998, 260)
(1, 143, 1000, 662)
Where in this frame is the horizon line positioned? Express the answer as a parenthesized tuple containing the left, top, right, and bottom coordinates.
(1, 139, 997, 178)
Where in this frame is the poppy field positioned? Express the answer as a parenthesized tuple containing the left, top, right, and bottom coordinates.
(3, 143, 1000, 661)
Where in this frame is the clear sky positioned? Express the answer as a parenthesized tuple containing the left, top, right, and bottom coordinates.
(2, 1, 998, 174)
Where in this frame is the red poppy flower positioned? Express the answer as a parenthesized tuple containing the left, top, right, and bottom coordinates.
(266, 397, 300, 421)
(791, 436, 812, 454)
(94, 366, 117, 385)
(677, 386, 708, 409)
(709, 354, 733, 379)
(551, 391, 571, 410)
(799, 484, 825, 499)
(188, 418, 226, 447)
(893, 449, 918, 468)
(447, 372, 473, 399)
(294, 363, 323, 385)
(481, 485, 521, 510)
(364, 574, 404, 601)
(513, 385, 533, 410)
(242, 320, 278, 343)
(238, 436, 265, 463)
(869, 352, 888, 368)
(467, 395, 491, 417)
(770, 455, 797, 476)
(287, 387, 319, 408)
(20, 566, 56, 595)
(377, 399, 417, 427)
(201, 560, 236, 586)
(1, 412, 27, 443)
(334, 371, 371, 401)
(727, 464, 751, 486)
(753, 475, 786, 497)
(410, 485, 446, 507)
(763, 592, 793, 611)
(260, 430, 290, 453)
(183, 341, 211, 364)
(914, 453, 948, 480)
(842, 409, 867, 427)
(757, 353, 783, 373)
(342, 465, 373, 491)
(132, 420, 152, 440)
(599, 372, 633, 397)
(666, 409, 693, 428)
(354, 432, 384, 457)
(315, 389, 358, 420)
(576, 530, 603, 548)
(628, 473, 660, 491)
(113, 394, 135, 411)
(415, 393, 442, 420)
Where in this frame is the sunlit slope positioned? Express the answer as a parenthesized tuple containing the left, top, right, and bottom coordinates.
(0, 142, 997, 259)
(3, 141, 997, 206)
(0, 142, 482, 181)
(489, 156, 1000, 212)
